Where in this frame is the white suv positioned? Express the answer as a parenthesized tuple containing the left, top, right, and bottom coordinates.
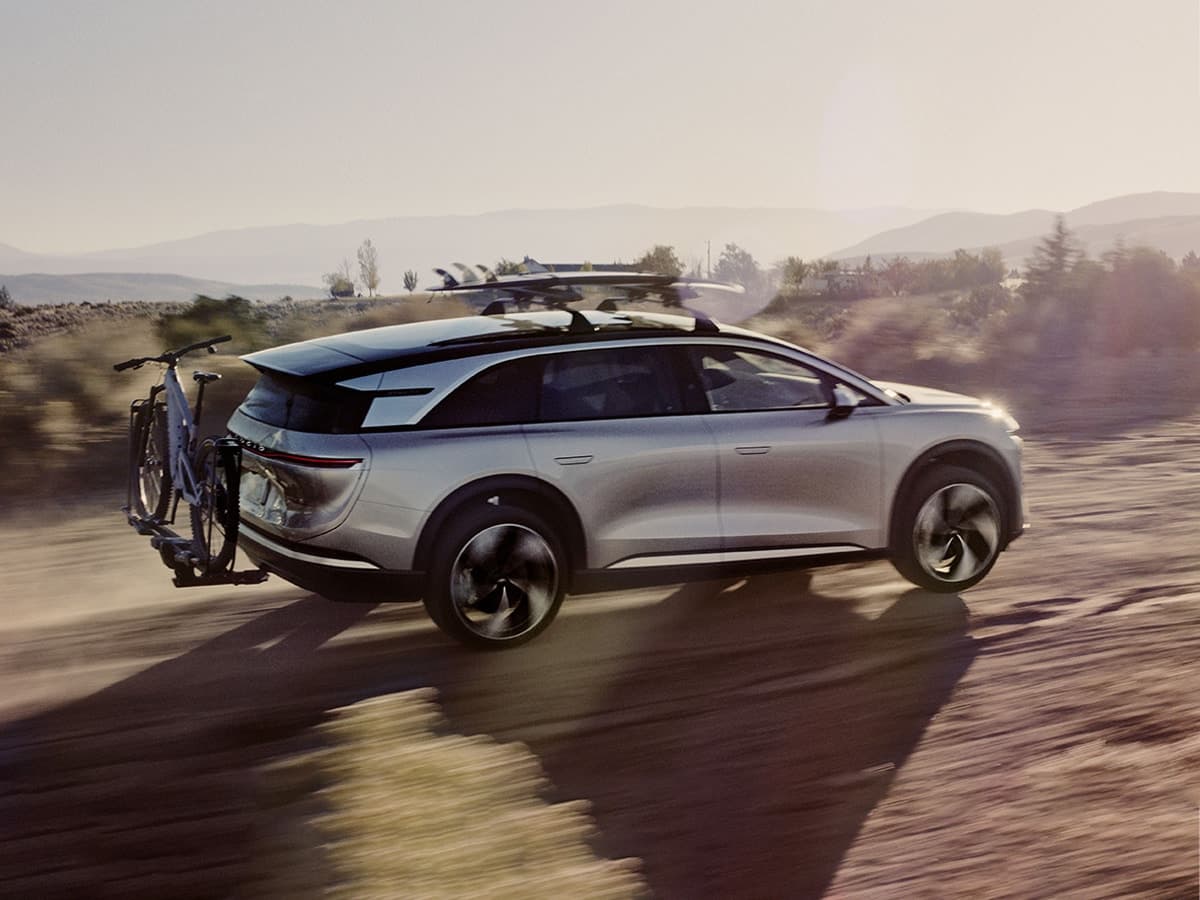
(228, 306, 1023, 648)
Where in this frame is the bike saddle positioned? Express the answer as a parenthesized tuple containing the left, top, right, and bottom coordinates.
(192, 371, 222, 384)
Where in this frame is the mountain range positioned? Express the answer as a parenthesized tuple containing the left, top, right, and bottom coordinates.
(0, 272, 322, 306)
(829, 191, 1200, 262)
(4, 192, 1200, 304)
(0, 205, 937, 302)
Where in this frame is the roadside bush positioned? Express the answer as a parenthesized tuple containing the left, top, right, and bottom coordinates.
(0, 321, 159, 501)
(1091, 248, 1200, 355)
(745, 295, 851, 350)
(949, 283, 1013, 330)
(157, 294, 268, 351)
(831, 303, 953, 376)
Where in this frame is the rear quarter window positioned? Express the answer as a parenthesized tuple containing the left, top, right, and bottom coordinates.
(419, 357, 542, 428)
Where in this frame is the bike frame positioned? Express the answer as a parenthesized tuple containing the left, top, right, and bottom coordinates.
(162, 365, 203, 507)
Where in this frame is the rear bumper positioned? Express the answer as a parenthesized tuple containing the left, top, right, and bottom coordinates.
(238, 522, 424, 602)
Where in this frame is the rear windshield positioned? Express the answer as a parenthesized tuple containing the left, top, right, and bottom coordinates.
(238, 371, 371, 434)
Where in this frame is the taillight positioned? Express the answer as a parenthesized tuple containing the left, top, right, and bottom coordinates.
(242, 447, 363, 469)
(238, 444, 367, 538)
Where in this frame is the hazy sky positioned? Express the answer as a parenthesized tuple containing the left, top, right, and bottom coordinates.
(2, 0, 1198, 253)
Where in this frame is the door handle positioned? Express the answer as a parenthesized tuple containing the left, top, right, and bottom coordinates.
(735, 445, 771, 455)
(554, 455, 593, 465)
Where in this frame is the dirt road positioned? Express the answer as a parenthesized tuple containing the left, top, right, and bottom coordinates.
(1, 418, 1198, 897)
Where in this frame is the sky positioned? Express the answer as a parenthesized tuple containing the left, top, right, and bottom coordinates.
(2, 0, 1199, 253)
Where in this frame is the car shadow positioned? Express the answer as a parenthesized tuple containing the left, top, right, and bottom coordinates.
(0, 573, 975, 898)
(432, 573, 976, 899)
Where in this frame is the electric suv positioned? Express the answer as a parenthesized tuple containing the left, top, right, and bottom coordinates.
(228, 308, 1024, 648)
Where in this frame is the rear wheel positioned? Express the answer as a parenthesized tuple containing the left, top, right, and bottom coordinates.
(424, 505, 566, 649)
(891, 465, 1004, 593)
(130, 401, 172, 521)
(191, 438, 240, 573)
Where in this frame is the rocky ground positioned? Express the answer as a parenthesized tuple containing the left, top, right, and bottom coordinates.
(0, 411, 1197, 897)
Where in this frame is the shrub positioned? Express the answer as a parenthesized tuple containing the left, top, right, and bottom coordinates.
(831, 303, 951, 375)
(949, 283, 1013, 330)
(157, 294, 268, 351)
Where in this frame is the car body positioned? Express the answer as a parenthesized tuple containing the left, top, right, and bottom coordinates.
(228, 308, 1024, 647)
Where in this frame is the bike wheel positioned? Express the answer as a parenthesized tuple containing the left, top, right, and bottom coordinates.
(130, 400, 172, 521)
(191, 437, 240, 573)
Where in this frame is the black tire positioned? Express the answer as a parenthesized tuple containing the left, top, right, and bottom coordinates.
(890, 464, 1005, 593)
(130, 400, 172, 521)
(191, 437, 240, 574)
(424, 504, 567, 649)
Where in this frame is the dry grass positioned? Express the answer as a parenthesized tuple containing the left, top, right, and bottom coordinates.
(255, 691, 647, 899)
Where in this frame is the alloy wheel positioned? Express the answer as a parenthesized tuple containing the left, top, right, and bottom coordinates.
(913, 483, 1001, 584)
(449, 524, 559, 640)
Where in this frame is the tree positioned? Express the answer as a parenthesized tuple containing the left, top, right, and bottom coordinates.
(979, 247, 1006, 284)
(494, 258, 523, 276)
(1180, 250, 1200, 272)
(323, 258, 355, 299)
(632, 244, 684, 278)
(403, 269, 419, 292)
(357, 239, 381, 297)
(713, 243, 762, 293)
(0, 285, 12, 310)
(1096, 246, 1200, 353)
(1022, 216, 1081, 301)
(880, 257, 914, 295)
(779, 256, 810, 287)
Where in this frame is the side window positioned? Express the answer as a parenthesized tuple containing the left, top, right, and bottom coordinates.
(540, 347, 684, 421)
(420, 357, 541, 428)
(690, 347, 830, 412)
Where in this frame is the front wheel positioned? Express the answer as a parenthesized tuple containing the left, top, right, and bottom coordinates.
(424, 505, 566, 649)
(890, 465, 1004, 593)
(191, 438, 240, 574)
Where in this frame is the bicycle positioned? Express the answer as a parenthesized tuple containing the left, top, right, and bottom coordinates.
(114, 334, 267, 588)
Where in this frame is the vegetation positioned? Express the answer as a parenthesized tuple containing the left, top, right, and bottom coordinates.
(0, 285, 12, 310)
(156, 294, 268, 350)
(778, 257, 811, 289)
(713, 243, 764, 294)
(631, 245, 684, 278)
(357, 239, 381, 297)
(980, 219, 1200, 358)
(323, 259, 355, 299)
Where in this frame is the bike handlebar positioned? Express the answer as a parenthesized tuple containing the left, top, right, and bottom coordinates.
(113, 334, 232, 372)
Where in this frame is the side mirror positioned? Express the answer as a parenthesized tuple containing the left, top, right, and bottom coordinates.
(827, 384, 860, 421)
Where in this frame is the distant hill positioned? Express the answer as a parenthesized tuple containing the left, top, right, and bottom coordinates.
(1066, 191, 1200, 226)
(829, 209, 1057, 261)
(0, 272, 321, 305)
(992, 215, 1200, 265)
(1, 205, 941, 290)
(830, 192, 1200, 263)
(7, 194, 1200, 304)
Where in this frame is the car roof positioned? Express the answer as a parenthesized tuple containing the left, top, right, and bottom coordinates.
(241, 309, 796, 381)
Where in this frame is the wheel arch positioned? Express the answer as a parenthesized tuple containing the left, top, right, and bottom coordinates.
(888, 440, 1020, 548)
(412, 475, 587, 579)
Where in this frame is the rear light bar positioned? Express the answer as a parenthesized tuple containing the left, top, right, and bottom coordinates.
(241, 445, 363, 469)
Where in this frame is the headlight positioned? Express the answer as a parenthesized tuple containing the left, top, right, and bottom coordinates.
(983, 400, 1019, 433)
(991, 408, 1020, 433)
